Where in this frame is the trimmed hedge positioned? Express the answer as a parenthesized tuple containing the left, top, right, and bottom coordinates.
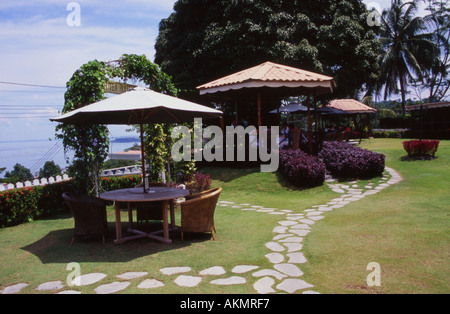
(0, 175, 141, 228)
(279, 149, 326, 188)
(319, 141, 385, 179)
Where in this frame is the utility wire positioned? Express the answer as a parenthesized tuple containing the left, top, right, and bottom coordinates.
(0, 81, 65, 89)
(30, 140, 64, 174)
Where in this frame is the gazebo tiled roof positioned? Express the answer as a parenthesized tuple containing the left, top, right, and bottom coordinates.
(327, 99, 377, 113)
(197, 61, 336, 95)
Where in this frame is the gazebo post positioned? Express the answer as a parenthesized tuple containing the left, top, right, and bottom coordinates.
(257, 92, 262, 128)
(234, 100, 238, 125)
(307, 92, 312, 154)
(220, 101, 225, 132)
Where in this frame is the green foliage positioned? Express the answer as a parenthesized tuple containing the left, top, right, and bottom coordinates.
(55, 54, 180, 196)
(0, 180, 76, 228)
(100, 175, 141, 191)
(155, 0, 380, 99)
(0, 175, 140, 228)
(4, 163, 33, 183)
(378, 0, 437, 113)
(38, 161, 61, 179)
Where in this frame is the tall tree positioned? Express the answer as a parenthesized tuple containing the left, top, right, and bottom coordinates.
(423, 0, 449, 101)
(4, 164, 33, 183)
(155, 0, 380, 101)
(378, 0, 437, 114)
(38, 161, 61, 179)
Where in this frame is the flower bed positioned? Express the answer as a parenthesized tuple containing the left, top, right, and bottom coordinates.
(279, 149, 326, 188)
(403, 140, 440, 158)
(319, 141, 385, 179)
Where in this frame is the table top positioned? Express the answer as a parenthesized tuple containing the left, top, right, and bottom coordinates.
(100, 187, 190, 202)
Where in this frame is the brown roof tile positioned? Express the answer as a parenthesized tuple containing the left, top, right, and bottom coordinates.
(327, 99, 377, 113)
(197, 61, 334, 90)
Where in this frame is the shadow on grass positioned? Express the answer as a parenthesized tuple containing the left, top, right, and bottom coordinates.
(21, 222, 211, 264)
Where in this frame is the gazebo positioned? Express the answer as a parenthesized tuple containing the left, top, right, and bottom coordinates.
(197, 61, 336, 152)
(322, 99, 377, 141)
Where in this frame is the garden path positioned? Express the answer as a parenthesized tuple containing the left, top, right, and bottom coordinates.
(1, 167, 402, 294)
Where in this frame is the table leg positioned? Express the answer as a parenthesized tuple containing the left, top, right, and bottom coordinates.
(162, 200, 169, 242)
(170, 200, 175, 228)
(114, 202, 124, 244)
(127, 202, 134, 229)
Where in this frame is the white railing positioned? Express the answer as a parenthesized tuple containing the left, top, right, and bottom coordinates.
(0, 174, 71, 192)
(1, 165, 143, 192)
(100, 165, 142, 177)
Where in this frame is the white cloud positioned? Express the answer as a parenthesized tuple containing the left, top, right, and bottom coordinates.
(0, 0, 176, 149)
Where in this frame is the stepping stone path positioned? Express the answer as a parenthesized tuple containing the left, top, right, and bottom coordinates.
(0, 167, 402, 295)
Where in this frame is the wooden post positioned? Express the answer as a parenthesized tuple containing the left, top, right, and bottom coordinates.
(220, 102, 225, 132)
(257, 92, 262, 128)
(307, 93, 312, 154)
(140, 122, 147, 193)
(234, 100, 238, 125)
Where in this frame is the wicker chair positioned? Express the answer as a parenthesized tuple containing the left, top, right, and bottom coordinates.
(62, 192, 108, 244)
(180, 187, 222, 241)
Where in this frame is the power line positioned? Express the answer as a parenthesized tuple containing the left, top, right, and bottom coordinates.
(0, 81, 66, 89)
(30, 140, 64, 174)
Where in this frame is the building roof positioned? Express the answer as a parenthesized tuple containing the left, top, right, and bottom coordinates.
(196, 61, 336, 96)
(109, 150, 141, 161)
(406, 101, 450, 111)
(327, 99, 377, 113)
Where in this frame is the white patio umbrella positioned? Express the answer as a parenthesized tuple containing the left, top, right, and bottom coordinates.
(51, 87, 222, 192)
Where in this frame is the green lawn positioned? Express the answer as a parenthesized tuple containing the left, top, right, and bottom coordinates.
(0, 138, 448, 294)
(302, 138, 450, 294)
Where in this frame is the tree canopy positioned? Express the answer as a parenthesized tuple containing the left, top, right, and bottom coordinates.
(155, 0, 380, 100)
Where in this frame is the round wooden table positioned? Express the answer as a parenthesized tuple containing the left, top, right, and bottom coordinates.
(100, 187, 190, 244)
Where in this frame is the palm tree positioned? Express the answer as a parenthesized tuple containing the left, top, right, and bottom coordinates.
(378, 0, 437, 114)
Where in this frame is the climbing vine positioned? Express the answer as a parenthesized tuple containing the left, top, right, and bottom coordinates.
(56, 54, 195, 196)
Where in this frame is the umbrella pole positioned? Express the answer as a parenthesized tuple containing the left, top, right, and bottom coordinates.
(140, 123, 147, 193)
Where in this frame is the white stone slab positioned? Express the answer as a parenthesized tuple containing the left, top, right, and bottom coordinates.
(231, 265, 259, 274)
(137, 279, 165, 289)
(70, 273, 107, 286)
(35, 281, 64, 291)
(174, 275, 202, 287)
(274, 264, 304, 277)
(276, 279, 314, 293)
(210, 276, 246, 285)
(160, 267, 191, 275)
(252, 269, 287, 281)
(265, 242, 285, 252)
(265, 253, 284, 264)
(199, 266, 226, 276)
(95, 281, 131, 294)
(253, 277, 276, 294)
(1, 283, 29, 294)
(117, 272, 148, 280)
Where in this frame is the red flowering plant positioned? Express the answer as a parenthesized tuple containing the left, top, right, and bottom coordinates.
(403, 140, 440, 158)
(185, 172, 212, 194)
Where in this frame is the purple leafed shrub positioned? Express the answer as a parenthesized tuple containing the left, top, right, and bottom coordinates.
(279, 149, 326, 188)
(319, 141, 385, 179)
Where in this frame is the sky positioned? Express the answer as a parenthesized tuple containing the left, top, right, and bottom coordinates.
(0, 0, 177, 174)
(0, 0, 428, 175)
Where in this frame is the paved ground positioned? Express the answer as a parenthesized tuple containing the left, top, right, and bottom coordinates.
(1, 167, 402, 294)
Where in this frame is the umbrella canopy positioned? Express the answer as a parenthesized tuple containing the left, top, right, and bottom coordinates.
(51, 87, 222, 125)
(51, 87, 222, 192)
